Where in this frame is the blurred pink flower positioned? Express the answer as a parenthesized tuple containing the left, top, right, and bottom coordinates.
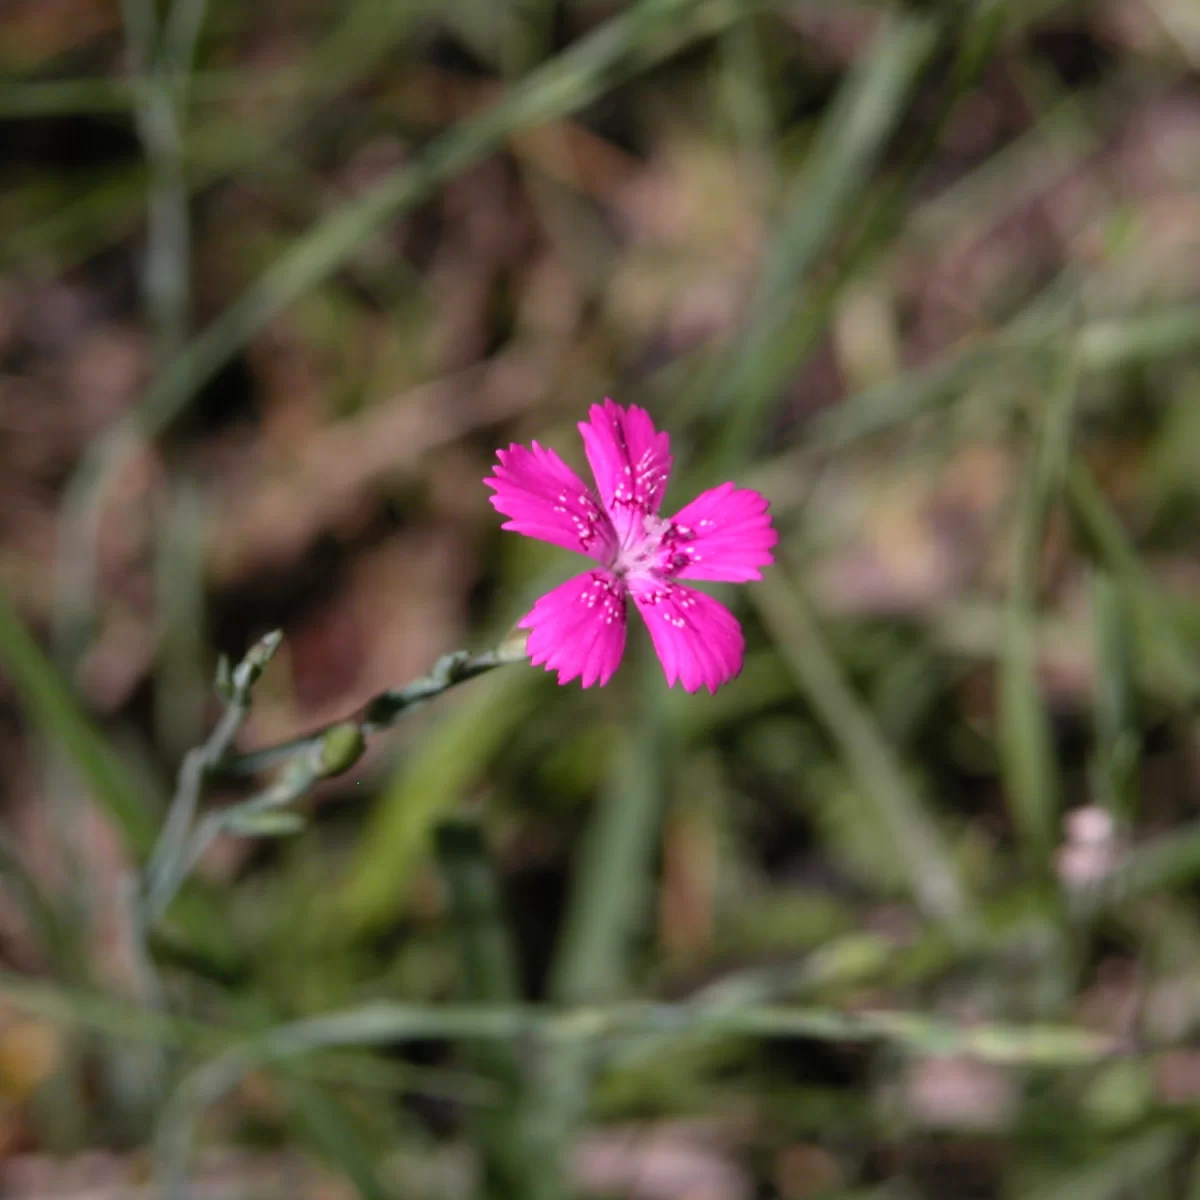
(486, 399, 776, 693)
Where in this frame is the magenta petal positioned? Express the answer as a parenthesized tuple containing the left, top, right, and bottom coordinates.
(630, 580, 744, 695)
(578, 399, 672, 537)
(665, 483, 777, 582)
(518, 570, 628, 688)
(485, 441, 617, 562)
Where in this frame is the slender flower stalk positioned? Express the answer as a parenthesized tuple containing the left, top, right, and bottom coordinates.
(486, 400, 777, 693)
(140, 642, 524, 925)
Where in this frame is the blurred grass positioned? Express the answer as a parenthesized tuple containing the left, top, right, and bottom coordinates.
(754, 570, 977, 940)
(707, 8, 941, 464)
(341, 665, 539, 936)
(0, 587, 157, 854)
(3, 0, 1200, 1196)
(999, 337, 1078, 867)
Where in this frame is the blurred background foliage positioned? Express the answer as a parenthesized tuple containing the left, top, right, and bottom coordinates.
(1, 0, 1200, 1195)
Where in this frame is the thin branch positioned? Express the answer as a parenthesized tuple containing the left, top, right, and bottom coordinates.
(141, 631, 282, 924)
(218, 642, 528, 778)
(141, 638, 526, 926)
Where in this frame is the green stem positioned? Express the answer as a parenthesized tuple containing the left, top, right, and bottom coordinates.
(144, 640, 526, 927)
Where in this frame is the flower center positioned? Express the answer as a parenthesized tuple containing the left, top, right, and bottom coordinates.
(610, 514, 695, 580)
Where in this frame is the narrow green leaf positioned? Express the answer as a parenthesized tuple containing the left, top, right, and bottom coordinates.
(999, 343, 1078, 865)
(1090, 568, 1140, 823)
(550, 718, 666, 1005)
(711, 10, 942, 464)
(223, 810, 306, 837)
(0, 588, 155, 853)
(340, 667, 537, 935)
(754, 572, 977, 941)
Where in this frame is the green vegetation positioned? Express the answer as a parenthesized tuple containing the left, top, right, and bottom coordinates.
(1, 0, 1200, 1195)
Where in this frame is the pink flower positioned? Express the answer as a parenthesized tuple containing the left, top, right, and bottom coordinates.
(485, 399, 777, 693)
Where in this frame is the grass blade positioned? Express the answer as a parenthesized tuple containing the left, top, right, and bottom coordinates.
(710, 10, 941, 464)
(0, 588, 156, 853)
(754, 571, 977, 942)
(1089, 568, 1140, 824)
(999, 343, 1078, 866)
(340, 667, 538, 936)
(1066, 461, 1200, 705)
